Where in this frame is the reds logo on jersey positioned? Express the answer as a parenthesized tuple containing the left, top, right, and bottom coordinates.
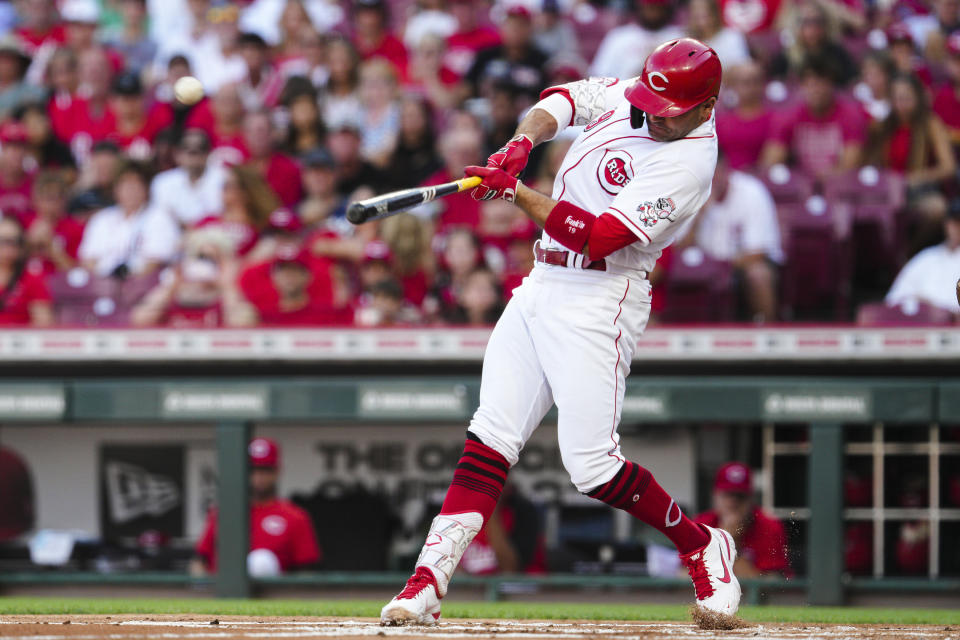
(596, 149, 634, 195)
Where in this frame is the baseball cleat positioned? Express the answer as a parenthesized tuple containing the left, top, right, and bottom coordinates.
(679, 525, 741, 619)
(380, 566, 442, 626)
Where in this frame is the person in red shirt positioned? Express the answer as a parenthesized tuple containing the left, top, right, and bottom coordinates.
(715, 59, 774, 171)
(186, 83, 249, 167)
(444, 0, 501, 79)
(107, 71, 175, 160)
(0, 217, 53, 327)
(193, 438, 321, 575)
(865, 73, 955, 223)
(351, 0, 408, 81)
(14, 0, 66, 54)
(694, 462, 790, 577)
(761, 54, 866, 179)
(933, 32, 960, 157)
(23, 170, 84, 274)
(58, 47, 114, 163)
(0, 121, 36, 220)
(422, 125, 484, 231)
(242, 110, 303, 207)
(194, 165, 280, 258)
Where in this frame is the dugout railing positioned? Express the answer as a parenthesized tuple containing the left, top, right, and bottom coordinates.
(0, 334, 958, 607)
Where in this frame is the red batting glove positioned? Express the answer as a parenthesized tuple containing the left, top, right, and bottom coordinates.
(471, 134, 532, 201)
(464, 166, 519, 203)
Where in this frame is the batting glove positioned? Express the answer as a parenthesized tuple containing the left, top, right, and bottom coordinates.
(464, 165, 519, 203)
(471, 134, 532, 201)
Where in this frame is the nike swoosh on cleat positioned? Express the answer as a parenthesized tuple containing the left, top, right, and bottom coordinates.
(717, 545, 732, 584)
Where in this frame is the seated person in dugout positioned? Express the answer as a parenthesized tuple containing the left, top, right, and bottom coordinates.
(192, 437, 320, 576)
(695, 462, 790, 577)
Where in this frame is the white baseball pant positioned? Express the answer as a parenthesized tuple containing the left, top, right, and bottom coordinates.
(468, 264, 652, 492)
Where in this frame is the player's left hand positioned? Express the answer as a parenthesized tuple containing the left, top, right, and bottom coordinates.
(464, 166, 519, 202)
(471, 134, 532, 200)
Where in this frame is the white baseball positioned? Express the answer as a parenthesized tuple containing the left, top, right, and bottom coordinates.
(173, 76, 204, 105)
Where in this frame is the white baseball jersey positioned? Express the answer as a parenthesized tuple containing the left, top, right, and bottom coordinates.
(539, 77, 718, 274)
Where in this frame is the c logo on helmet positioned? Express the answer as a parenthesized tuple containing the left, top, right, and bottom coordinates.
(647, 71, 669, 92)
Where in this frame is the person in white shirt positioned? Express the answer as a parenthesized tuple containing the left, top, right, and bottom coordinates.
(150, 129, 227, 227)
(886, 205, 960, 314)
(686, 0, 750, 71)
(79, 161, 181, 277)
(686, 152, 783, 321)
(589, 0, 684, 79)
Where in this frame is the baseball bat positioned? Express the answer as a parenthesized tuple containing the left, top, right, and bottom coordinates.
(346, 176, 482, 225)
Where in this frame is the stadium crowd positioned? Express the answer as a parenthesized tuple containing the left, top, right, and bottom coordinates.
(0, 0, 957, 328)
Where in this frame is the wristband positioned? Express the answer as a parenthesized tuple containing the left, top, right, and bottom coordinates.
(544, 201, 595, 252)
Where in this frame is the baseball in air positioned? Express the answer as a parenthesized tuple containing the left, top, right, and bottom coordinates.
(174, 76, 204, 105)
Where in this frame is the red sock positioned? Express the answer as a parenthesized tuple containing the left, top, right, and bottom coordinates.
(588, 460, 709, 554)
(440, 432, 509, 524)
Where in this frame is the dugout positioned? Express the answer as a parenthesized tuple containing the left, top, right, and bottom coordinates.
(0, 326, 958, 607)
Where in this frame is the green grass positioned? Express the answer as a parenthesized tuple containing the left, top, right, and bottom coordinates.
(0, 598, 958, 625)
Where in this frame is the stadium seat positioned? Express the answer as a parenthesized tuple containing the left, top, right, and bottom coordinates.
(48, 269, 126, 327)
(658, 247, 735, 323)
(855, 301, 955, 326)
(778, 196, 853, 320)
(759, 165, 815, 207)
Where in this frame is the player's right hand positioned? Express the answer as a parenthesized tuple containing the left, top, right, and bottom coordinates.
(471, 134, 532, 201)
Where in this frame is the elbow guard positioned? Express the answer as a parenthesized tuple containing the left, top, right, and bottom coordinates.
(544, 201, 595, 252)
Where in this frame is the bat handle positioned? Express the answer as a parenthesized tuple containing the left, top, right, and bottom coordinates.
(455, 176, 483, 192)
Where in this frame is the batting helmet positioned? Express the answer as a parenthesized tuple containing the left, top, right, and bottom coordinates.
(625, 38, 722, 118)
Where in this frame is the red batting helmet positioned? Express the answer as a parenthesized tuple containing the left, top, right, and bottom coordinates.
(625, 38, 722, 118)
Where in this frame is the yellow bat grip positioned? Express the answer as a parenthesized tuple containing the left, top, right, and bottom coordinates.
(455, 176, 483, 192)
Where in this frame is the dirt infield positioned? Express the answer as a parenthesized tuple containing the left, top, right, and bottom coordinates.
(0, 615, 957, 640)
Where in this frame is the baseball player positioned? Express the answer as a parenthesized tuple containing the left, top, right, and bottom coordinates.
(381, 38, 739, 626)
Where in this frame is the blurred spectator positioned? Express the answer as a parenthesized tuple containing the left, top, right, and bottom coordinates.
(590, 0, 684, 79)
(682, 152, 782, 322)
(770, 2, 857, 86)
(762, 55, 866, 179)
(79, 160, 179, 277)
(384, 95, 442, 192)
(74, 140, 121, 207)
(933, 32, 960, 156)
(533, 0, 580, 60)
(238, 32, 284, 111)
(865, 74, 955, 223)
(351, 0, 408, 80)
(150, 129, 227, 227)
(447, 266, 503, 325)
(0, 121, 36, 219)
(0, 35, 45, 121)
(131, 226, 255, 327)
(444, 0, 500, 79)
(107, 71, 175, 161)
(23, 170, 83, 274)
(281, 79, 325, 156)
(19, 101, 76, 172)
(321, 36, 362, 129)
(715, 59, 774, 170)
(887, 24, 935, 87)
(884, 202, 960, 314)
(239, 0, 343, 48)
(358, 58, 401, 167)
(695, 462, 790, 577)
(719, 0, 785, 34)
(464, 6, 548, 102)
(193, 437, 321, 575)
(433, 227, 483, 315)
(105, 0, 156, 75)
(189, 3, 247, 94)
(59, 47, 115, 163)
(853, 52, 895, 122)
(406, 33, 461, 109)
(298, 147, 348, 233)
(187, 83, 248, 166)
(241, 109, 302, 207)
(0, 216, 53, 326)
(14, 0, 66, 54)
(423, 124, 483, 230)
(275, 26, 327, 88)
(196, 164, 278, 257)
(355, 276, 419, 326)
(0, 446, 34, 541)
(403, 0, 458, 53)
(460, 483, 546, 575)
(905, 0, 960, 62)
(381, 213, 433, 306)
(687, 0, 750, 71)
(327, 121, 384, 197)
